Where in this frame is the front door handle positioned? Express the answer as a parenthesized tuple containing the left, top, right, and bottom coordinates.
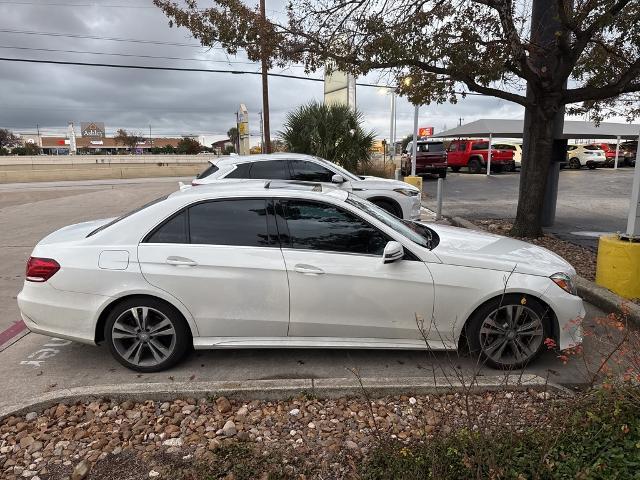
(293, 264, 325, 275)
(166, 256, 198, 267)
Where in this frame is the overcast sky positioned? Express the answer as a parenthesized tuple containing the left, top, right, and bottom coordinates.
(0, 0, 547, 144)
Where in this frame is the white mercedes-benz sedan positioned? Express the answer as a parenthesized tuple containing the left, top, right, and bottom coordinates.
(191, 153, 422, 220)
(18, 180, 584, 372)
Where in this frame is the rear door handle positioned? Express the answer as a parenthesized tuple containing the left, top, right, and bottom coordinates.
(166, 256, 198, 267)
(293, 264, 324, 275)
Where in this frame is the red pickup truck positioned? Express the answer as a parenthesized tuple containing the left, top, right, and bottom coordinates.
(401, 141, 448, 178)
(447, 139, 516, 173)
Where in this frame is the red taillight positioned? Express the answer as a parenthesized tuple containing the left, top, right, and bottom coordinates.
(26, 257, 60, 282)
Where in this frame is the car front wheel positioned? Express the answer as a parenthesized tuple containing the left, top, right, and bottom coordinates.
(105, 298, 191, 372)
(466, 294, 550, 369)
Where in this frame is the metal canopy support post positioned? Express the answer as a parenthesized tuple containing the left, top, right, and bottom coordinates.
(487, 133, 493, 176)
(626, 132, 640, 238)
(411, 104, 419, 176)
(614, 135, 620, 169)
(389, 92, 396, 167)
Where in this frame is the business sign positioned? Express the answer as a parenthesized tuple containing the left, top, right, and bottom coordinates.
(324, 65, 356, 108)
(81, 122, 105, 138)
(418, 127, 434, 137)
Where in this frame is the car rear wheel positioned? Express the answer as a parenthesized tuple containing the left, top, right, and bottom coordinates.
(569, 157, 581, 169)
(105, 298, 191, 372)
(468, 158, 482, 174)
(466, 294, 550, 369)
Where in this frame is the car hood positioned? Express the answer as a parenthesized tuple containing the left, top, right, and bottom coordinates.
(354, 176, 419, 192)
(428, 224, 575, 277)
(38, 218, 115, 245)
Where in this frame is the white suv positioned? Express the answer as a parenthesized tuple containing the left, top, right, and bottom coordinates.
(566, 144, 606, 169)
(192, 153, 421, 219)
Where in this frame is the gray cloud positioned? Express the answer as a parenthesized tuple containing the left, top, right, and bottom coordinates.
(0, 1, 527, 143)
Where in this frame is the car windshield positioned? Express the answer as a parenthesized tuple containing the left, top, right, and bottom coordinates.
(87, 195, 169, 237)
(346, 194, 438, 250)
(314, 157, 361, 181)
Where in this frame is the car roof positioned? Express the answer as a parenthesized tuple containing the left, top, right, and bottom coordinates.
(169, 179, 349, 202)
(209, 152, 321, 167)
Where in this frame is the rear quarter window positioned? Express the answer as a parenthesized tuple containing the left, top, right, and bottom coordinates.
(196, 163, 219, 179)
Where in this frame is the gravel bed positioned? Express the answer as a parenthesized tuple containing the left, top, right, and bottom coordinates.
(472, 219, 597, 281)
(0, 391, 555, 479)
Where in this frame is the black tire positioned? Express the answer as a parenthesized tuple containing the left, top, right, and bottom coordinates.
(372, 199, 402, 218)
(465, 294, 551, 369)
(105, 297, 191, 372)
(468, 158, 482, 174)
(450, 166, 461, 173)
(569, 157, 581, 169)
(587, 164, 597, 170)
(438, 169, 447, 179)
(625, 157, 635, 167)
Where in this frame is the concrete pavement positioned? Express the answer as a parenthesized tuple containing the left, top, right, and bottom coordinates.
(421, 168, 634, 249)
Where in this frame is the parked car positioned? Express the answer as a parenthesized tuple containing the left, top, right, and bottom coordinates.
(447, 140, 516, 174)
(17, 180, 584, 372)
(492, 142, 522, 170)
(566, 144, 606, 169)
(401, 141, 448, 177)
(192, 153, 421, 220)
(592, 143, 624, 167)
(620, 141, 637, 167)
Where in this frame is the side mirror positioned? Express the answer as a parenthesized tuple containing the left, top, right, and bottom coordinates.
(331, 174, 346, 184)
(382, 241, 404, 264)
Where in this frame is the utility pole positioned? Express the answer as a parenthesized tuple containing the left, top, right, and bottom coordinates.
(149, 125, 152, 148)
(259, 111, 264, 153)
(259, 0, 271, 154)
(458, 117, 464, 127)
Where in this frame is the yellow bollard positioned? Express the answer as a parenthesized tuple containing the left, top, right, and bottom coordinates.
(595, 235, 640, 300)
(403, 175, 423, 193)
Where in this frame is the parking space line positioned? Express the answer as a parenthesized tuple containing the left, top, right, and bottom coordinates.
(0, 320, 27, 351)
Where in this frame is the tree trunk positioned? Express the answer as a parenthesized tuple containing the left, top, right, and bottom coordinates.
(511, 104, 556, 238)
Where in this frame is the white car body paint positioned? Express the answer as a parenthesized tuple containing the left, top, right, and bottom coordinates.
(191, 153, 422, 220)
(18, 180, 584, 361)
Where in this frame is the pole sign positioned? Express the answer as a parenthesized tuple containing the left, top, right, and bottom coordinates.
(418, 127, 434, 137)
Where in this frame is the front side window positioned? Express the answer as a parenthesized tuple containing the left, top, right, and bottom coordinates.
(282, 200, 388, 255)
(289, 160, 335, 182)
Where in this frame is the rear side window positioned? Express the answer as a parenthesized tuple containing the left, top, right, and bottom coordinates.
(289, 160, 334, 182)
(224, 163, 252, 179)
(189, 199, 270, 247)
(472, 142, 489, 150)
(248, 160, 290, 179)
(88, 195, 168, 237)
(196, 163, 219, 179)
(146, 210, 187, 243)
(282, 200, 388, 255)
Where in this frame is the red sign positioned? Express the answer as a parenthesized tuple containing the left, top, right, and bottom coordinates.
(418, 127, 434, 137)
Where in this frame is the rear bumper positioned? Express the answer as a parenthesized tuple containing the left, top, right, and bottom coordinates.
(17, 282, 107, 344)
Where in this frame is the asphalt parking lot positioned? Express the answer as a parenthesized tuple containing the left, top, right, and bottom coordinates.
(0, 175, 615, 409)
(421, 167, 635, 249)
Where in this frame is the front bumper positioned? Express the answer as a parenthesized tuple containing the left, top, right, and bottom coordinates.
(544, 285, 585, 350)
(17, 281, 108, 345)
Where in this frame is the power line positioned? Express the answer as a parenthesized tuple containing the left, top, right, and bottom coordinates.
(0, 28, 207, 48)
(0, 45, 260, 65)
(0, 1, 155, 7)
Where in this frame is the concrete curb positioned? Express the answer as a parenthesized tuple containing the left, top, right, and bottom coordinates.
(0, 374, 570, 421)
(447, 216, 640, 325)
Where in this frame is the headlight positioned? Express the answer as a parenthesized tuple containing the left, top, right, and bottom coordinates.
(394, 188, 420, 197)
(550, 272, 577, 295)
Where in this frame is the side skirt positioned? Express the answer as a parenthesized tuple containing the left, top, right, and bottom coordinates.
(192, 337, 456, 351)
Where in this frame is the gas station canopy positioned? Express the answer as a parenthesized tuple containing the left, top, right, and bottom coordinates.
(434, 119, 640, 140)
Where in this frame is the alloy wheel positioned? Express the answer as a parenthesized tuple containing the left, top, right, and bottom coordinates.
(479, 303, 544, 366)
(111, 306, 177, 367)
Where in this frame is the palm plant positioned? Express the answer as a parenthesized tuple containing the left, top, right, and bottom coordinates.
(280, 102, 375, 172)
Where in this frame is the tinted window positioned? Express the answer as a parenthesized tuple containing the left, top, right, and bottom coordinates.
(88, 195, 168, 237)
(249, 160, 290, 179)
(224, 163, 252, 179)
(189, 199, 270, 247)
(584, 145, 600, 150)
(196, 163, 219, 179)
(283, 200, 388, 255)
(147, 210, 187, 243)
(472, 142, 489, 150)
(289, 160, 334, 182)
(418, 142, 444, 152)
(494, 144, 515, 151)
